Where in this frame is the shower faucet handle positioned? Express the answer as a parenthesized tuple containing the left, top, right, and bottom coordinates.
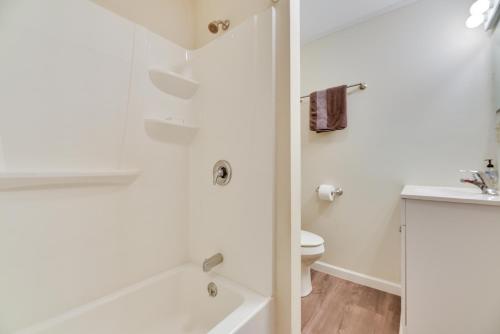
(213, 166, 226, 185)
(213, 160, 232, 186)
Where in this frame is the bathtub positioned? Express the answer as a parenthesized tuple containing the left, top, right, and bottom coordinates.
(16, 264, 273, 334)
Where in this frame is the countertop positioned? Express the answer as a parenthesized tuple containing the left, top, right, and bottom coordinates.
(401, 185, 500, 206)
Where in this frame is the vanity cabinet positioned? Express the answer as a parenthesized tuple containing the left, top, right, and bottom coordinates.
(400, 186, 500, 334)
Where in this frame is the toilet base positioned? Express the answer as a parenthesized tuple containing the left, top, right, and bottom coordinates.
(300, 237, 325, 298)
(301, 264, 313, 297)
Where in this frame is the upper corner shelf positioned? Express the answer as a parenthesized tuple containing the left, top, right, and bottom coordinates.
(149, 69, 199, 99)
(0, 169, 140, 191)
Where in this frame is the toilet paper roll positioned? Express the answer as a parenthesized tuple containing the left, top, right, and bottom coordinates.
(318, 185, 335, 202)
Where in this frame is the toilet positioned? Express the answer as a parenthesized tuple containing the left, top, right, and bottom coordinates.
(301, 230, 325, 297)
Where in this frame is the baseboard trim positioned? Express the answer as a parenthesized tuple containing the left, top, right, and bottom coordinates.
(312, 261, 401, 296)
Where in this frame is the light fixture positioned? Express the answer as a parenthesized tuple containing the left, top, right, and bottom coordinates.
(466, 13, 486, 28)
(470, 0, 491, 15)
(485, 0, 500, 30)
(466, 0, 500, 30)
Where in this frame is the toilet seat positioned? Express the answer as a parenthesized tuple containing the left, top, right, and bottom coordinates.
(301, 244, 325, 256)
(301, 230, 325, 256)
(301, 230, 324, 247)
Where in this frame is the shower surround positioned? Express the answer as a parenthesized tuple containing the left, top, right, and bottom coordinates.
(0, 1, 276, 333)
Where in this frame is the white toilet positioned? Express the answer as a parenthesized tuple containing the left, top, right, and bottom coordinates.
(301, 230, 325, 297)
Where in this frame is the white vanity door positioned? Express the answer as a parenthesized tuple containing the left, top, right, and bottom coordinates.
(405, 199, 500, 334)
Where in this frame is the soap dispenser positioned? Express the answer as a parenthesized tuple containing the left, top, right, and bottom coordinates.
(485, 159, 498, 189)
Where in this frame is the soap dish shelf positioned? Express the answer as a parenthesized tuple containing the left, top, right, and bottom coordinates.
(145, 117, 200, 131)
(0, 169, 141, 190)
(148, 69, 199, 99)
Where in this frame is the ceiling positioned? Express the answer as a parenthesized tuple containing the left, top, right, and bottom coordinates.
(301, 0, 419, 44)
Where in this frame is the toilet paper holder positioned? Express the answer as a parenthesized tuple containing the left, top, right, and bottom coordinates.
(315, 186, 344, 197)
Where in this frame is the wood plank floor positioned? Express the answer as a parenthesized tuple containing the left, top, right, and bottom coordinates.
(302, 270, 401, 334)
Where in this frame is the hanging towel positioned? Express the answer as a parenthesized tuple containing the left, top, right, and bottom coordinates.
(309, 85, 347, 133)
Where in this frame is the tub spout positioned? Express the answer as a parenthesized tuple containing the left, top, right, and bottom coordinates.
(203, 253, 223, 272)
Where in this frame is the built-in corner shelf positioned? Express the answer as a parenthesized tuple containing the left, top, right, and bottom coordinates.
(0, 169, 141, 190)
(145, 117, 200, 132)
(149, 69, 199, 99)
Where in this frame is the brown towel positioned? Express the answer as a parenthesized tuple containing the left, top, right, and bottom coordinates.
(309, 85, 347, 133)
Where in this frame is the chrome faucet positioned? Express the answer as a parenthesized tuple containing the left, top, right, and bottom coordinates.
(203, 253, 223, 272)
(460, 170, 498, 196)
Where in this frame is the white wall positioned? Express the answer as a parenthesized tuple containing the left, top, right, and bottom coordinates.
(494, 24, 500, 112)
(118, 24, 192, 297)
(493, 26, 500, 162)
(90, 0, 276, 49)
(191, 1, 300, 332)
(0, 1, 190, 331)
(91, 0, 196, 49)
(301, 0, 495, 284)
(192, 0, 271, 48)
(0, 0, 133, 170)
(90, 0, 278, 49)
(188, 9, 275, 297)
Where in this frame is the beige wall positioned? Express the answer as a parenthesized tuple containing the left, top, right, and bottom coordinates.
(301, 0, 495, 284)
(193, 0, 271, 47)
(91, 0, 196, 49)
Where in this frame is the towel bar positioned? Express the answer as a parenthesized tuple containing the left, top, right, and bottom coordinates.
(301, 82, 367, 100)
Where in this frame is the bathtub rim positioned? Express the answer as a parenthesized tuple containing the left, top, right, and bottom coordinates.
(14, 263, 271, 334)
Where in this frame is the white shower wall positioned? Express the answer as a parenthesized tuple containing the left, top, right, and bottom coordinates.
(0, 1, 190, 332)
(0, 1, 276, 332)
(0, 0, 133, 170)
(189, 9, 276, 297)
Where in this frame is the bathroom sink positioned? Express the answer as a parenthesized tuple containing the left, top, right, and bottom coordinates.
(401, 185, 500, 206)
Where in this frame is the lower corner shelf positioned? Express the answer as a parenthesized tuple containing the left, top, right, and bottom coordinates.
(145, 117, 200, 131)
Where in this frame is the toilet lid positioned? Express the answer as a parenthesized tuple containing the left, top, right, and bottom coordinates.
(301, 230, 324, 247)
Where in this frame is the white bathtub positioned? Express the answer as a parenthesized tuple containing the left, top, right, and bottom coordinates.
(15, 264, 273, 334)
